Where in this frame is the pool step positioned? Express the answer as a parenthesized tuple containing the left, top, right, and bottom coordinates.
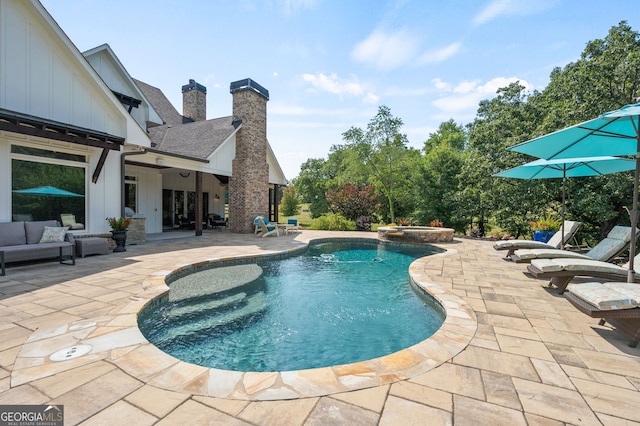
(145, 291, 267, 346)
(162, 292, 247, 319)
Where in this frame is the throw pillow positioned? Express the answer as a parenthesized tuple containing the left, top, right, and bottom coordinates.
(39, 226, 69, 243)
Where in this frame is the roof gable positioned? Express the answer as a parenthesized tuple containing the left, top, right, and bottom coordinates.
(83, 44, 163, 129)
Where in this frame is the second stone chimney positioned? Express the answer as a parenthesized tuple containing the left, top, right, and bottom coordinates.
(181, 79, 207, 121)
(228, 78, 270, 233)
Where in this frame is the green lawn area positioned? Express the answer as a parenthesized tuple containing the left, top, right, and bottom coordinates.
(284, 204, 312, 228)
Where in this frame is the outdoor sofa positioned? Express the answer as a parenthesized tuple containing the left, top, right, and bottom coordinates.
(0, 220, 75, 275)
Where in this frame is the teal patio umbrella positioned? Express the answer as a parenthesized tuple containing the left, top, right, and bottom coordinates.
(508, 103, 640, 281)
(494, 156, 636, 247)
(12, 186, 84, 197)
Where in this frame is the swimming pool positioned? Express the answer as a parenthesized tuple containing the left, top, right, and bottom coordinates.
(138, 240, 445, 372)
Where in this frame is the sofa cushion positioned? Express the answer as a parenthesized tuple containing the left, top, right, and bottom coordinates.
(39, 226, 69, 243)
(25, 220, 59, 244)
(0, 221, 26, 246)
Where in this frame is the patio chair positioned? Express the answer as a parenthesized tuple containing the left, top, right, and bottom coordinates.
(564, 282, 640, 347)
(255, 216, 279, 238)
(60, 213, 84, 230)
(493, 220, 582, 257)
(527, 252, 640, 294)
(287, 217, 299, 232)
(511, 225, 633, 263)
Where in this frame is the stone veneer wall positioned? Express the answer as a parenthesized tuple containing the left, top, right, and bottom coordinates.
(228, 84, 269, 233)
(126, 218, 146, 245)
(182, 79, 206, 122)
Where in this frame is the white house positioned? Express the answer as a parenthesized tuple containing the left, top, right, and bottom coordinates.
(0, 0, 287, 237)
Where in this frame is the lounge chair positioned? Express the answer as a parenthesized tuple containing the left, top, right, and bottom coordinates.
(493, 220, 582, 257)
(564, 282, 640, 347)
(255, 216, 279, 238)
(511, 225, 633, 263)
(60, 213, 84, 230)
(527, 252, 640, 293)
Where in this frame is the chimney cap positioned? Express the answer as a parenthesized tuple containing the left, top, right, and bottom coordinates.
(230, 78, 269, 101)
(182, 79, 207, 94)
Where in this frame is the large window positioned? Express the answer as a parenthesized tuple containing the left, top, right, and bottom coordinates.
(11, 145, 87, 228)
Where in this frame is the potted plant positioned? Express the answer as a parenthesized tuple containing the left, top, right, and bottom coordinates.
(530, 216, 560, 243)
(106, 217, 131, 252)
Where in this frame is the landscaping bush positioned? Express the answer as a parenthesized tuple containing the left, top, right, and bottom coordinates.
(309, 213, 356, 231)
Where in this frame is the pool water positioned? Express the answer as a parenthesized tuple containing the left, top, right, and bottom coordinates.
(138, 241, 445, 372)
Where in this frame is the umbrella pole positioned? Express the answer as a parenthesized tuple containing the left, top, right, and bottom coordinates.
(628, 131, 640, 283)
(561, 167, 566, 250)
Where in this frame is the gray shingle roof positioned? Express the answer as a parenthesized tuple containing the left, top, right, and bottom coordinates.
(133, 79, 239, 160)
(133, 78, 191, 126)
(148, 116, 238, 160)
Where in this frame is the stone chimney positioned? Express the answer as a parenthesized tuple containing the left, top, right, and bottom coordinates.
(181, 79, 206, 121)
(228, 78, 270, 233)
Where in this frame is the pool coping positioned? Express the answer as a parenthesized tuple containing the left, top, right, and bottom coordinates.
(10, 237, 477, 401)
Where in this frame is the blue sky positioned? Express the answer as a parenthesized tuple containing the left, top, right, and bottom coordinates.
(40, 0, 639, 179)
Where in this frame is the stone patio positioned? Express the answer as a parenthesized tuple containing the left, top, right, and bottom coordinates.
(0, 230, 638, 425)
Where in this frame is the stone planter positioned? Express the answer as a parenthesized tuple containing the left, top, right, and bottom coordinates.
(111, 230, 127, 252)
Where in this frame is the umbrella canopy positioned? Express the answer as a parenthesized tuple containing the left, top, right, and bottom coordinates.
(12, 186, 84, 197)
(508, 103, 640, 282)
(494, 156, 636, 247)
(495, 156, 636, 180)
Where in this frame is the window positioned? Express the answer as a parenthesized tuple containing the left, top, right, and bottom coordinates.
(125, 175, 137, 214)
(11, 145, 87, 228)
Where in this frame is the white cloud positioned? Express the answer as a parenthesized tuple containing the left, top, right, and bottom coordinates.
(269, 102, 354, 117)
(432, 76, 532, 115)
(473, 0, 558, 26)
(419, 42, 461, 64)
(279, 0, 319, 15)
(431, 78, 451, 91)
(300, 73, 377, 103)
(363, 92, 380, 104)
(351, 29, 420, 70)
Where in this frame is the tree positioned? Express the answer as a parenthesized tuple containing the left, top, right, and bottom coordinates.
(416, 120, 467, 231)
(280, 186, 301, 217)
(461, 82, 546, 236)
(341, 106, 414, 223)
(294, 158, 331, 218)
(325, 183, 381, 230)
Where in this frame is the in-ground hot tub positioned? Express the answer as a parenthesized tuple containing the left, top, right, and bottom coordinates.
(378, 226, 454, 244)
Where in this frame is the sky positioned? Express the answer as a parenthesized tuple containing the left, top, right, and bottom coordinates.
(40, 0, 639, 180)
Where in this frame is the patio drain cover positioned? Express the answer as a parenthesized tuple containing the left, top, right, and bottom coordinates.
(49, 344, 92, 362)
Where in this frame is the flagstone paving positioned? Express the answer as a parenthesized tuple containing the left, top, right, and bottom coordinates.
(0, 230, 639, 424)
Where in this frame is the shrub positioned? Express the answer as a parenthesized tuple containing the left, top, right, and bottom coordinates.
(397, 218, 411, 226)
(355, 215, 373, 231)
(309, 213, 356, 231)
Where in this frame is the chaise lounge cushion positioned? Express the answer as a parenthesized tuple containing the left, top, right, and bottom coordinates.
(567, 282, 640, 310)
(0, 221, 27, 246)
(512, 225, 633, 263)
